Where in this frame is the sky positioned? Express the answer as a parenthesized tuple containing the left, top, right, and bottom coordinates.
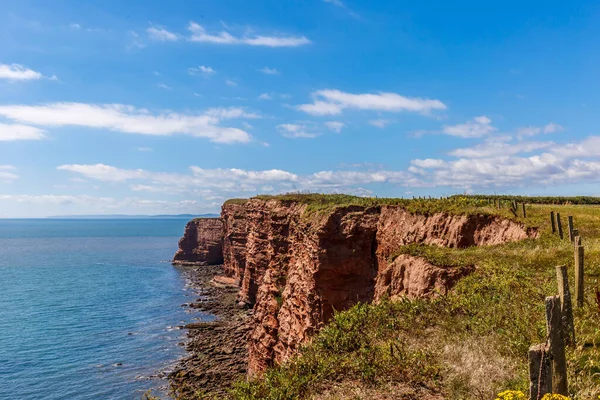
(1, 0, 600, 217)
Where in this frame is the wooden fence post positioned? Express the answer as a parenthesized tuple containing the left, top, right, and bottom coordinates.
(557, 213, 563, 240)
(551, 211, 556, 233)
(522, 202, 527, 218)
(575, 245, 584, 307)
(529, 344, 552, 400)
(574, 234, 581, 247)
(556, 265, 575, 346)
(545, 295, 568, 395)
(568, 216, 574, 242)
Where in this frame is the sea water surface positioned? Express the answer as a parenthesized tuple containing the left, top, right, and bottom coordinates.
(0, 218, 201, 399)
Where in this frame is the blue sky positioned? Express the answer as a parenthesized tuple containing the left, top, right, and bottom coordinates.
(1, 0, 600, 217)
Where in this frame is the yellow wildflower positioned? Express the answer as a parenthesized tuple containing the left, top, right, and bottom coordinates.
(495, 390, 526, 400)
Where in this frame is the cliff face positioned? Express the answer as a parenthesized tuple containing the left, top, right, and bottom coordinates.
(173, 218, 224, 265)
(178, 199, 537, 376)
(221, 203, 248, 281)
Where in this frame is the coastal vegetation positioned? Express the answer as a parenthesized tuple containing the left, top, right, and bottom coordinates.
(226, 197, 600, 399)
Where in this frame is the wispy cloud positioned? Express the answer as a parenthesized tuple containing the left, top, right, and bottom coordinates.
(442, 116, 495, 138)
(0, 165, 19, 183)
(277, 123, 319, 138)
(325, 121, 344, 133)
(0, 103, 256, 144)
(369, 119, 391, 128)
(147, 25, 180, 41)
(0, 123, 46, 141)
(258, 93, 272, 100)
(225, 79, 237, 87)
(157, 83, 172, 90)
(324, 0, 345, 7)
(188, 22, 311, 47)
(128, 31, 146, 49)
(189, 65, 216, 76)
(516, 123, 563, 138)
(259, 67, 279, 75)
(0, 63, 43, 81)
(297, 89, 447, 116)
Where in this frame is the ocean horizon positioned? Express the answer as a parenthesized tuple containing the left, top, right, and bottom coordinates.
(0, 218, 203, 399)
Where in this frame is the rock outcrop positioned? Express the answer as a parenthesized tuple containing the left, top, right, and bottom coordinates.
(175, 199, 537, 376)
(172, 218, 224, 266)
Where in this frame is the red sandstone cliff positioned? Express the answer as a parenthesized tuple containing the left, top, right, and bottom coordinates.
(178, 199, 537, 376)
(173, 218, 224, 265)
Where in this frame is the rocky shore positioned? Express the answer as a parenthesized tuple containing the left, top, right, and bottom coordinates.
(169, 264, 252, 399)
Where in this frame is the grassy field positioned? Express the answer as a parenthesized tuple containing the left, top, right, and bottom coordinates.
(226, 197, 600, 400)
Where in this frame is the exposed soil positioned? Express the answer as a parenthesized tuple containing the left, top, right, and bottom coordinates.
(169, 265, 252, 399)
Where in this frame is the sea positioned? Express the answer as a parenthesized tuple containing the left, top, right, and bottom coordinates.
(0, 218, 204, 400)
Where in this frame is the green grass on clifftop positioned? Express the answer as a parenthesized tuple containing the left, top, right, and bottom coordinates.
(227, 201, 600, 400)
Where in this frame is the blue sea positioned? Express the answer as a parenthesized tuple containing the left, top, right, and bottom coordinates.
(0, 219, 203, 399)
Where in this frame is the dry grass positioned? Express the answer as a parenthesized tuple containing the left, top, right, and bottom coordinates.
(442, 337, 520, 399)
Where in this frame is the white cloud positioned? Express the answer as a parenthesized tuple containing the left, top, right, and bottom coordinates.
(137, 147, 153, 152)
(0, 102, 253, 144)
(297, 89, 446, 116)
(189, 65, 216, 76)
(56, 163, 425, 197)
(58, 164, 300, 194)
(188, 22, 311, 47)
(258, 93, 272, 100)
(204, 107, 259, 119)
(225, 79, 237, 87)
(517, 122, 564, 138)
(69, 23, 81, 30)
(147, 26, 180, 41)
(0, 63, 43, 81)
(449, 139, 553, 158)
(277, 124, 319, 138)
(544, 123, 563, 134)
(442, 116, 495, 138)
(157, 83, 172, 90)
(369, 119, 391, 128)
(0, 123, 46, 141)
(407, 135, 600, 189)
(259, 67, 279, 75)
(324, 0, 345, 6)
(325, 121, 344, 133)
(0, 165, 18, 182)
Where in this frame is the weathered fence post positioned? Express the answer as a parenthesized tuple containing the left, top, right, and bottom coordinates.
(574, 234, 581, 247)
(568, 216, 574, 242)
(529, 344, 552, 400)
(557, 213, 563, 240)
(522, 202, 527, 218)
(551, 211, 556, 233)
(556, 265, 575, 346)
(545, 295, 568, 395)
(575, 245, 584, 307)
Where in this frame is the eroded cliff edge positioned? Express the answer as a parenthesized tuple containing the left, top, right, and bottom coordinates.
(173, 198, 537, 379)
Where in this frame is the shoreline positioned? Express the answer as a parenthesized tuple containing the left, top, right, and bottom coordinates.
(169, 264, 252, 399)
